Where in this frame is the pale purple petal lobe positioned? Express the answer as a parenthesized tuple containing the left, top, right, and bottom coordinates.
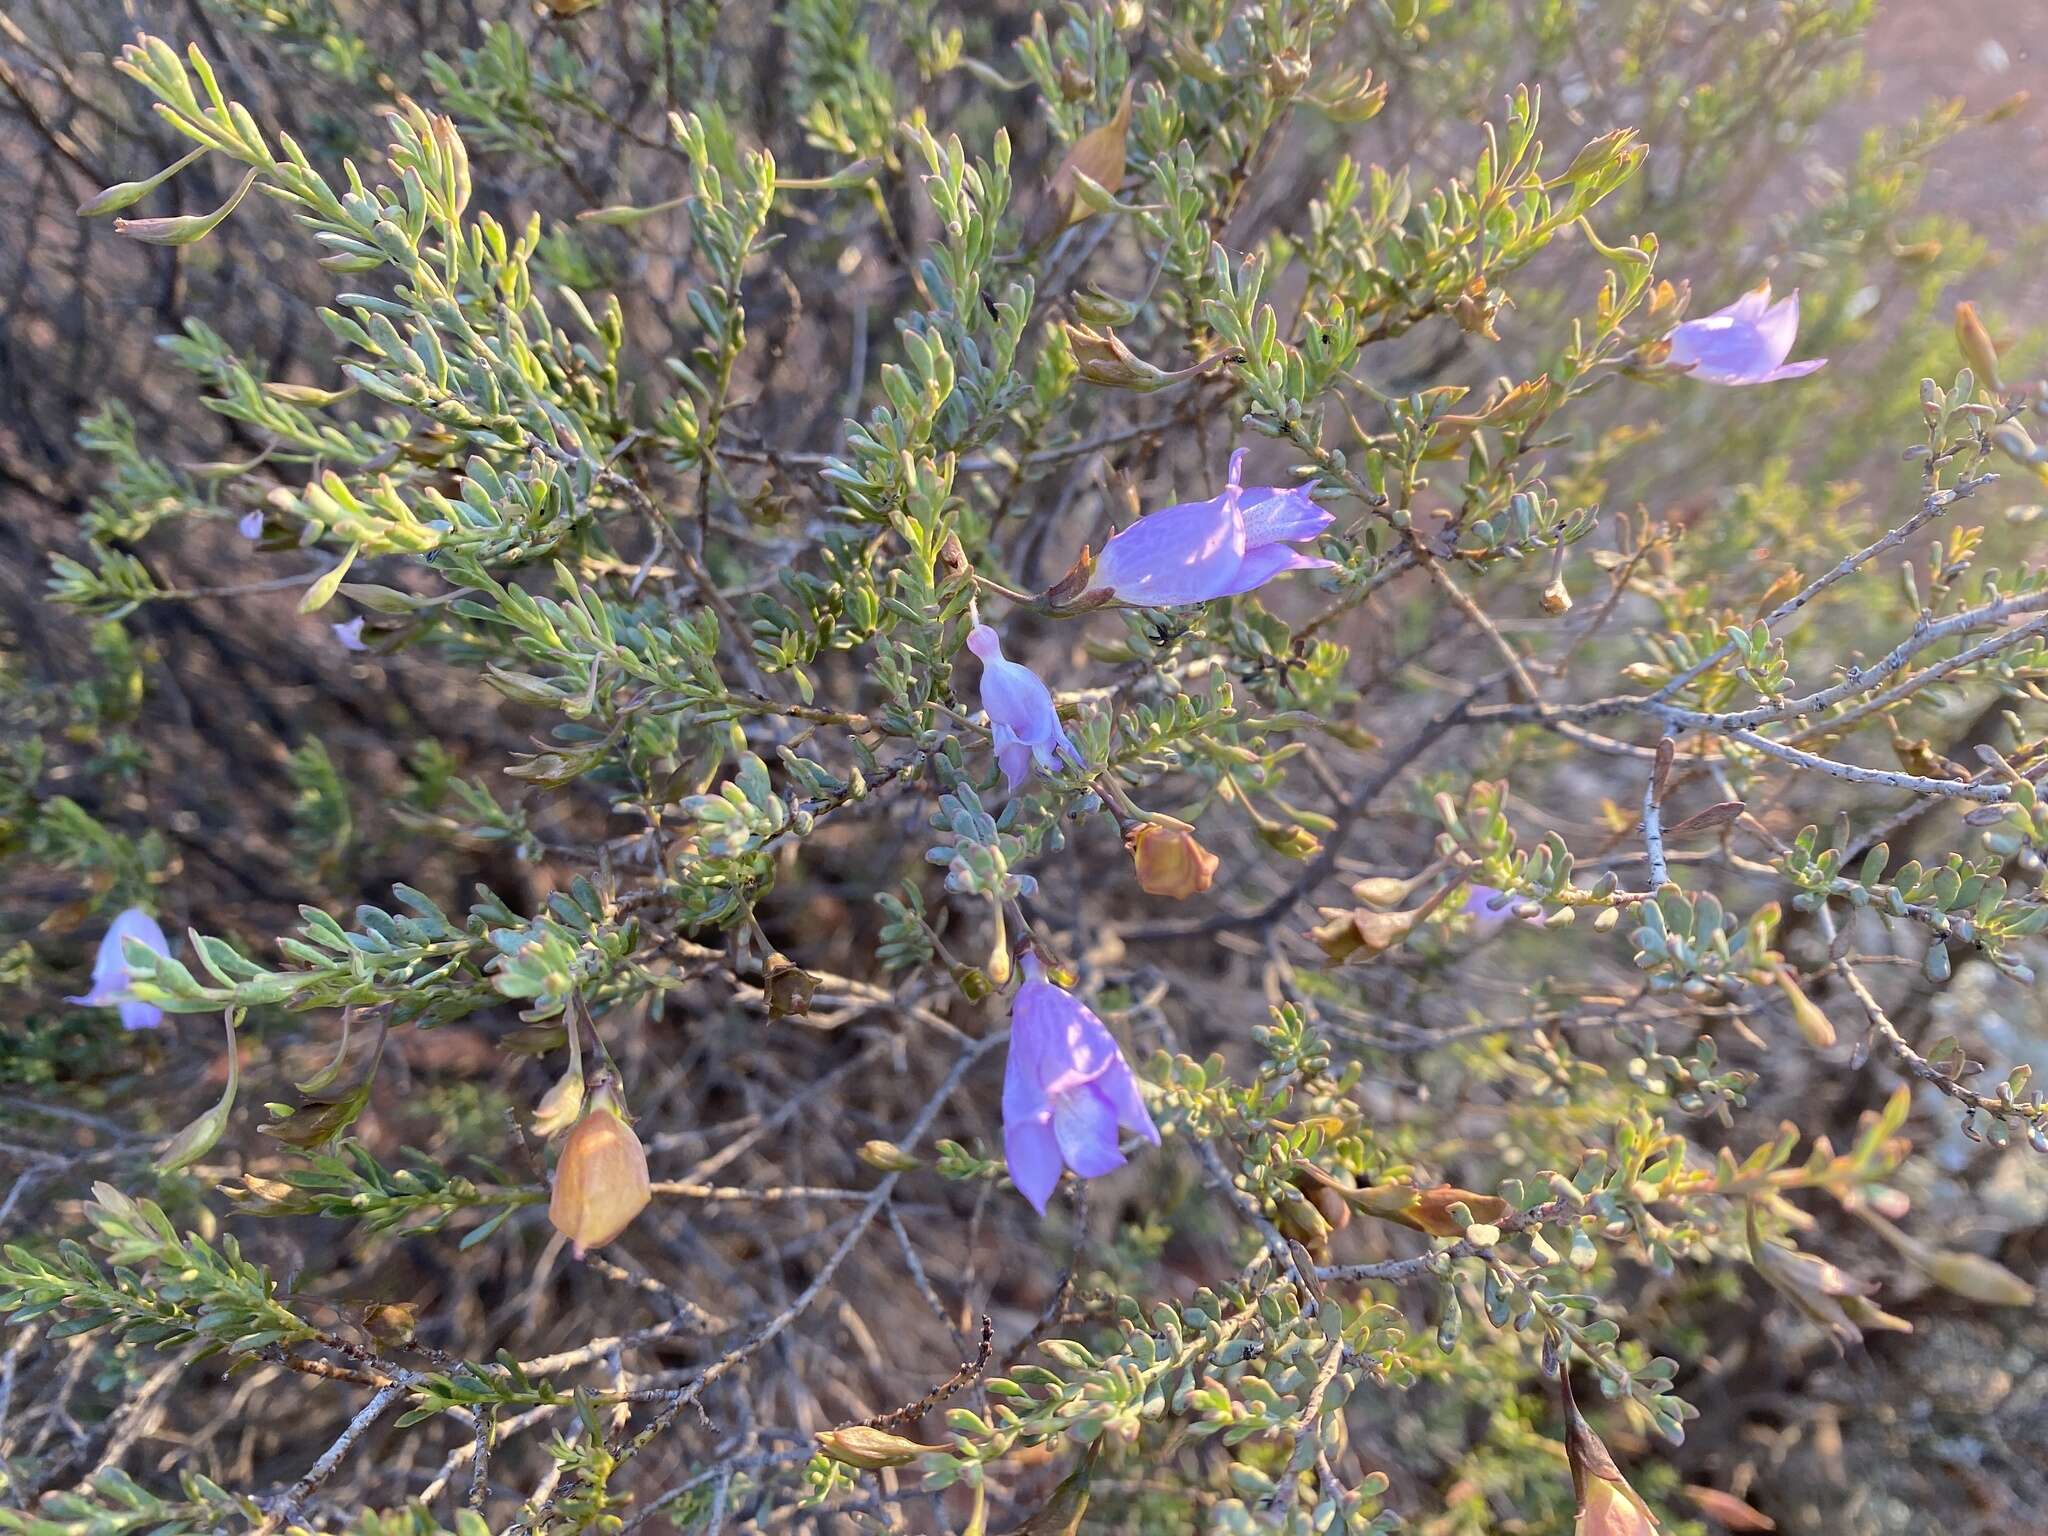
(970, 625, 1080, 791)
(1001, 954, 1160, 1213)
(1004, 1118, 1063, 1213)
(1052, 1086, 1125, 1178)
(71, 907, 171, 1030)
(1666, 282, 1825, 387)
(1077, 449, 1333, 607)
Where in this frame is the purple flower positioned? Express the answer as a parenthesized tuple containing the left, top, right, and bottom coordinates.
(1665, 283, 1826, 386)
(1003, 953, 1160, 1214)
(1463, 884, 1536, 934)
(66, 907, 172, 1031)
(1080, 449, 1336, 607)
(237, 511, 264, 540)
(967, 624, 1083, 791)
(332, 617, 368, 652)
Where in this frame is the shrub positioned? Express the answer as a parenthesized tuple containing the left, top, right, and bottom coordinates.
(1, 2, 2043, 1533)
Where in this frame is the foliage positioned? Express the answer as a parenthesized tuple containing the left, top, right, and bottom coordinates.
(2, 2, 2045, 1534)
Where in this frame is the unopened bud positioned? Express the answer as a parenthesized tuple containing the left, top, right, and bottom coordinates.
(858, 1139, 924, 1173)
(1919, 1249, 2037, 1307)
(1955, 301, 2004, 394)
(1561, 1373, 1661, 1536)
(549, 1101, 651, 1256)
(1745, 1202, 1910, 1347)
(1309, 907, 1415, 964)
(1345, 1182, 1510, 1237)
(1993, 421, 2044, 464)
(1274, 1184, 1333, 1251)
(1289, 1164, 1356, 1233)
(1257, 822, 1322, 860)
(1063, 320, 1208, 392)
(1771, 967, 1835, 1049)
(817, 1425, 942, 1470)
(1349, 876, 1412, 908)
(532, 1062, 586, 1138)
(1127, 818, 1219, 898)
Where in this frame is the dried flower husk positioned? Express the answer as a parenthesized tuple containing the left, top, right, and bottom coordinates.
(1127, 817, 1219, 898)
(549, 1100, 651, 1256)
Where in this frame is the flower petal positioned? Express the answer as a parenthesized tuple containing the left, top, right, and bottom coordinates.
(1758, 357, 1827, 382)
(1725, 281, 1774, 324)
(1238, 486, 1331, 546)
(1052, 1083, 1126, 1178)
(1212, 542, 1337, 597)
(1753, 288, 1801, 366)
(1087, 489, 1246, 606)
(1005, 1116, 1064, 1214)
(1097, 1054, 1160, 1144)
(996, 739, 1033, 792)
(1666, 315, 1778, 385)
(118, 999, 165, 1031)
(1004, 980, 1064, 1118)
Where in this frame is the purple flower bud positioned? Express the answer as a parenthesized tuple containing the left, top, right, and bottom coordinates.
(1002, 953, 1160, 1213)
(331, 617, 368, 652)
(967, 624, 1083, 791)
(1665, 282, 1826, 386)
(237, 510, 265, 540)
(1081, 449, 1336, 606)
(66, 907, 172, 1030)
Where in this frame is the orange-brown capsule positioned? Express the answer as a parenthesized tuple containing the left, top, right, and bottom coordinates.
(549, 1105, 651, 1256)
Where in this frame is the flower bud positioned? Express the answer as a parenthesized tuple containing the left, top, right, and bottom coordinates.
(858, 1139, 924, 1173)
(1274, 1184, 1333, 1252)
(1860, 1207, 2036, 1306)
(1127, 818, 1219, 898)
(816, 1425, 942, 1470)
(1681, 1486, 1774, 1531)
(1349, 876, 1412, 908)
(1309, 907, 1415, 965)
(1257, 822, 1323, 860)
(1921, 1249, 2037, 1307)
(1347, 1182, 1512, 1237)
(1063, 320, 1206, 392)
(1745, 1202, 1909, 1348)
(1955, 301, 2003, 394)
(532, 1062, 586, 1138)
(549, 1100, 651, 1256)
(1771, 967, 1835, 1048)
(1289, 1163, 1356, 1234)
(1562, 1373, 1661, 1536)
(1992, 421, 2044, 464)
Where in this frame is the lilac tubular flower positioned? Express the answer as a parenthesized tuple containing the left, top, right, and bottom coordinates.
(967, 624, 1083, 791)
(1665, 282, 1826, 386)
(1081, 449, 1336, 606)
(1463, 884, 1538, 934)
(66, 907, 172, 1031)
(1002, 953, 1160, 1214)
(332, 617, 368, 652)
